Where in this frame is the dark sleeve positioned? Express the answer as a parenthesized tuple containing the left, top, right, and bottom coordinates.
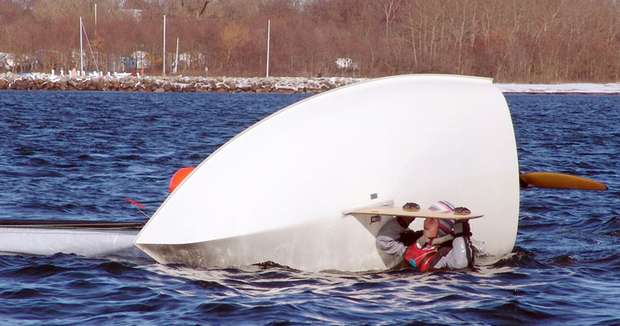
(399, 230, 424, 246)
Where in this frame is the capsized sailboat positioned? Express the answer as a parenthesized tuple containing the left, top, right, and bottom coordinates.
(0, 74, 606, 269)
(135, 74, 521, 271)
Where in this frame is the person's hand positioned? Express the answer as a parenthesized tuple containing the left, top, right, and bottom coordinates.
(399, 230, 423, 246)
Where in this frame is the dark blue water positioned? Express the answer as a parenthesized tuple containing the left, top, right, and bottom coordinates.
(0, 91, 618, 324)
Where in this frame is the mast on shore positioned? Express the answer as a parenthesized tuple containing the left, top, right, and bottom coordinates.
(174, 37, 179, 74)
(79, 17, 84, 74)
(162, 15, 166, 76)
(266, 19, 271, 78)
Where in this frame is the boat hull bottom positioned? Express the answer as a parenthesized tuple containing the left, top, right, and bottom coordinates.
(137, 216, 388, 272)
(0, 220, 148, 260)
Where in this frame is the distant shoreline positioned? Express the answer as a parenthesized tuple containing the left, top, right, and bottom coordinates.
(1, 73, 618, 94)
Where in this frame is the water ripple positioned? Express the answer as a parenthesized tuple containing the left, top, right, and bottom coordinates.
(0, 91, 618, 323)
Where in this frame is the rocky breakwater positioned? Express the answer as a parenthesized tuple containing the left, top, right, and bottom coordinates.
(0, 73, 365, 93)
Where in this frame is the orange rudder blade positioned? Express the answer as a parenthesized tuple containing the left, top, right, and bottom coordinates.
(520, 172, 607, 191)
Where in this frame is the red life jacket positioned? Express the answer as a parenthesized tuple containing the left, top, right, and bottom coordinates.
(403, 243, 438, 272)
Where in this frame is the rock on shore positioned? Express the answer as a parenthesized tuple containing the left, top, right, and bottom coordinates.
(1, 73, 618, 94)
(0, 73, 365, 93)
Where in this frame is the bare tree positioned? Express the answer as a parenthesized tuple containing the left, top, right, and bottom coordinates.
(0, 0, 617, 81)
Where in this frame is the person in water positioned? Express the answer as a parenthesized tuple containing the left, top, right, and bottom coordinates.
(375, 200, 474, 271)
(374, 202, 421, 269)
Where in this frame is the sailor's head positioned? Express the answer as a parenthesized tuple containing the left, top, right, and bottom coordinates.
(424, 200, 456, 239)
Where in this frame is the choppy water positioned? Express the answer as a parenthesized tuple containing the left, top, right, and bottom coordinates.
(0, 91, 618, 324)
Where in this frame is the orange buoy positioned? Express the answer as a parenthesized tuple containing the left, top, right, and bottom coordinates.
(169, 167, 194, 193)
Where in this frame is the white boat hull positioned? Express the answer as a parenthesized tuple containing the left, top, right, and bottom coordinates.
(136, 74, 520, 271)
(0, 221, 145, 259)
(139, 215, 388, 272)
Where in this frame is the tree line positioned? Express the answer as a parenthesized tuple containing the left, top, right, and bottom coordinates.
(0, 0, 618, 82)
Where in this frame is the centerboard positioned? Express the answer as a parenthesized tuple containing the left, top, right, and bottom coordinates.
(346, 207, 483, 220)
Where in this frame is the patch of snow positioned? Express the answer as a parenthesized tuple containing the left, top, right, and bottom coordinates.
(113, 72, 131, 79)
(496, 83, 620, 94)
